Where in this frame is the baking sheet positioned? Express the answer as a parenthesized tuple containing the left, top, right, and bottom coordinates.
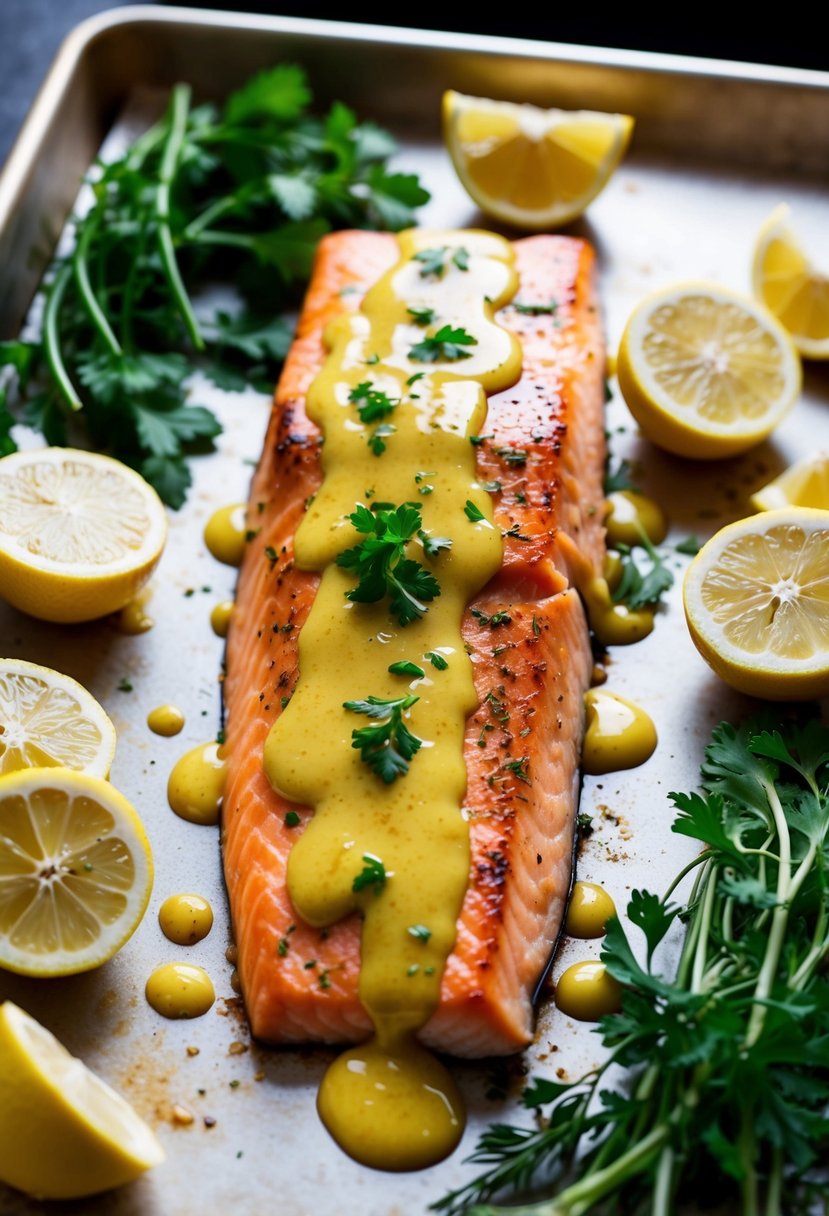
(0, 10, 828, 1215)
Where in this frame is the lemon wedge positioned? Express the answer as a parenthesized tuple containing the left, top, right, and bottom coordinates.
(617, 282, 801, 459)
(752, 203, 829, 359)
(683, 507, 829, 699)
(0, 1001, 164, 1199)
(0, 767, 153, 976)
(0, 448, 167, 623)
(442, 90, 634, 230)
(750, 453, 829, 512)
(0, 659, 116, 777)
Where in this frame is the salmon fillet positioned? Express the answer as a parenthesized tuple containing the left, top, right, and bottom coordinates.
(221, 231, 605, 1056)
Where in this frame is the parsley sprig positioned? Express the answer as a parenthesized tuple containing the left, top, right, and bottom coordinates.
(409, 325, 477, 363)
(336, 503, 441, 625)
(436, 712, 829, 1216)
(0, 66, 429, 505)
(413, 246, 470, 278)
(612, 529, 674, 610)
(344, 694, 423, 783)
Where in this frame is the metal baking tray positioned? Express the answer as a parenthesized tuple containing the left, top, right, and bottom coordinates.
(0, 8, 827, 1215)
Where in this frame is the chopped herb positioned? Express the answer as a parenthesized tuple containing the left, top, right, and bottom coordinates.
(344, 694, 423, 783)
(480, 480, 501, 493)
(424, 965, 435, 976)
(365, 352, 380, 365)
(576, 811, 594, 833)
(408, 924, 432, 942)
(318, 970, 331, 990)
(388, 660, 425, 678)
(414, 245, 449, 277)
(352, 853, 387, 894)
(244, 529, 258, 542)
(415, 470, 435, 483)
(452, 246, 470, 271)
(409, 324, 477, 363)
(470, 434, 493, 446)
(425, 651, 448, 671)
(494, 446, 528, 466)
(264, 545, 278, 566)
(464, 499, 485, 522)
(406, 371, 426, 386)
(117, 677, 133, 693)
(348, 381, 398, 423)
(280, 695, 290, 709)
(513, 299, 558, 315)
(612, 532, 674, 610)
(284, 811, 300, 828)
(183, 588, 195, 598)
(407, 305, 436, 325)
(229, 1080, 240, 1089)
(503, 523, 531, 541)
(303, 959, 317, 970)
(532, 615, 540, 636)
(514, 490, 527, 505)
(471, 608, 512, 628)
(419, 530, 453, 558)
(367, 421, 396, 456)
(407, 964, 420, 977)
(277, 937, 289, 957)
(336, 502, 441, 626)
(216, 728, 226, 746)
(502, 756, 530, 784)
(675, 534, 701, 555)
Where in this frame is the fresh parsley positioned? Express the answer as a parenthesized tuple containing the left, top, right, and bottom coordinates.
(512, 299, 558, 315)
(425, 651, 448, 671)
(351, 853, 387, 894)
(409, 325, 477, 363)
(388, 660, 425, 678)
(344, 695, 423, 783)
(407, 305, 436, 325)
(336, 503, 441, 625)
(348, 381, 398, 423)
(0, 66, 429, 505)
(413, 245, 470, 278)
(612, 531, 674, 610)
(464, 500, 485, 522)
(436, 712, 829, 1216)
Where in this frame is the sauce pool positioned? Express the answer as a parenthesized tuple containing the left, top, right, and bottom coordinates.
(604, 490, 668, 548)
(565, 882, 616, 939)
(582, 689, 657, 775)
(168, 742, 227, 825)
(145, 963, 215, 1019)
(204, 504, 247, 567)
(210, 600, 234, 638)
(159, 893, 214, 945)
(147, 704, 185, 737)
(555, 961, 622, 1021)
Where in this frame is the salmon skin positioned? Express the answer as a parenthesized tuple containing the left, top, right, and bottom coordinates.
(222, 232, 605, 1055)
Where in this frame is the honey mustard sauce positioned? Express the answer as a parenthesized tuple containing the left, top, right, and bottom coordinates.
(263, 231, 521, 1170)
(565, 882, 617, 939)
(159, 893, 214, 945)
(210, 600, 234, 638)
(147, 704, 185, 737)
(167, 742, 227, 826)
(604, 490, 668, 548)
(203, 504, 247, 567)
(145, 962, 215, 1019)
(582, 689, 657, 775)
(555, 960, 622, 1021)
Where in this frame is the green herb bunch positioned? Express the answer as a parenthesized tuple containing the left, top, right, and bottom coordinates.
(436, 713, 829, 1216)
(0, 65, 429, 506)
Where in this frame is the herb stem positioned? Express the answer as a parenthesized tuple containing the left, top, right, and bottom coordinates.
(651, 1146, 676, 1216)
(72, 217, 122, 356)
(156, 83, 204, 351)
(764, 1146, 783, 1216)
(745, 780, 792, 1048)
(42, 264, 82, 411)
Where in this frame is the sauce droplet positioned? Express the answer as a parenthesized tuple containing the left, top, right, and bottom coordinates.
(318, 1035, 464, 1171)
(116, 588, 154, 635)
(582, 689, 657, 775)
(555, 960, 621, 1021)
(579, 575, 654, 646)
(210, 600, 234, 638)
(168, 742, 227, 825)
(204, 504, 247, 567)
(147, 704, 186, 737)
(565, 882, 616, 939)
(605, 490, 668, 548)
(159, 893, 214, 945)
(146, 962, 215, 1019)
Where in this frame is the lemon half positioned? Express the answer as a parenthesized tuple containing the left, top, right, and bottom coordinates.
(0, 1001, 164, 1199)
(617, 282, 801, 459)
(443, 90, 634, 230)
(0, 767, 153, 976)
(0, 448, 167, 623)
(752, 204, 829, 359)
(683, 507, 829, 699)
(0, 658, 116, 777)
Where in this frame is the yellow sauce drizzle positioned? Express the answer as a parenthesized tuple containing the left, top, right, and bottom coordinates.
(263, 230, 521, 1169)
(203, 504, 247, 567)
(582, 689, 657, 775)
(604, 490, 668, 548)
(158, 893, 214, 945)
(116, 588, 154, 634)
(168, 742, 227, 825)
(145, 963, 215, 1019)
(147, 704, 186, 737)
(210, 600, 234, 638)
(555, 961, 622, 1021)
(576, 570, 654, 645)
(565, 882, 617, 939)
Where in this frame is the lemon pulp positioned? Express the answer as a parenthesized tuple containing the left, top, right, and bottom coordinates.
(0, 659, 115, 777)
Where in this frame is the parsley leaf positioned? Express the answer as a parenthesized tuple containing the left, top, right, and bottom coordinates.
(611, 535, 674, 610)
(348, 381, 398, 422)
(409, 325, 477, 363)
(336, 502, 441, 625)
(407, 305, 436, 326)
(352, 853, 387, 893)
(464, 500, 485, 522)
(512, 299, 558, 315)
(344, 695, 423, 783)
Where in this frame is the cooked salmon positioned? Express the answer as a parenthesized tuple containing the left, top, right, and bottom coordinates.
(221, 231, 605, 1055)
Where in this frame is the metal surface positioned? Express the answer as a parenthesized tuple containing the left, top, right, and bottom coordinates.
(0, 9, 828, 1216)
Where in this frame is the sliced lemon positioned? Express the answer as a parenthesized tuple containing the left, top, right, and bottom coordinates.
(683, 507, 829, 699)
(0, 659, 116, 777)
(0, 1001, 164, 1199)
(750, 452, 829, 512)
(0, 767, 153, 976)
(442, 90, 634, 230)
(0, 448, 167, 623)
(617, 282, 801, 459)
(752, 203, 829, 359)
